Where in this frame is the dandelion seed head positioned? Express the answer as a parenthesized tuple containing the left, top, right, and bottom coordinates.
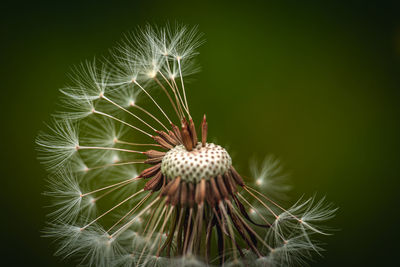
(37, 24, 335, 267)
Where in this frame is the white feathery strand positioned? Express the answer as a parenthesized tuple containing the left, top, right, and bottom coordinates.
(157, 73, 185, 119)
(92, 109, 153, 137)
(238, 196, 285, 246)
(247, 186, 287, 213)
(133, 80, 172, 124)
(211, 209, 229, 262)
(101, 80, 130, 87)
(107, 192, 152, 233)
(158, 68, 188, 118)
(177, 58, 191, 118)
(112, 197, 162, 238)
(175, 82, 191, 119)
(36, 120, 79, 171)
(245, 186, 300, 221)
(77, 146, 142, 154)
(226, 200, 274, 251)
(170, 72, 191, 118)
(137, 205, 169, 265)
(143, 198, 165, 234)
(175, 208, 185, 246)
(44, 169, 83, 222)
(187, 209, 197, 252)
(237, 193, 288, 242)
(157, 69, 174, 89)
(212, 207, 227, 236)
(133, 104, 169, 132)
(182, 208, 193, 253)
(86, 160, 145, 171)
(187, 204, 203, 253)
(218, 202, 238, 261)
(140, 199, 159, 234)
(82, 189, 145, 230)
(163, 55, 174, 77)
(115, 139, 161, 147)
(244, 187, 279, 219)
(80, 177, 140, 197)
(153, 77, 182, 120)
(154, 207, 174, 255)
(237, 192, 273, 227)
(247, 187, 333, 236)
(94, 178, 138, 201)
(100, 94, 158, 132)
(250, 155, 290, 200)
(38, 143, 76, 150)
(157, 57, 186, 116)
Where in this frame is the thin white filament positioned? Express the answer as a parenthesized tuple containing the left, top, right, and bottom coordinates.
(177, 58, 190, 118)
(80, 177, 140, 197)
(93, 110, 152, 138)
(112, 197, 161, 238)
(82, 189, 144, 230)
(101, 95, 157, 132)
(107, 192, 152, 233)
(78, 146, 142, 154)
(133, 104, 170, 132)
(133, 80, 172, 124)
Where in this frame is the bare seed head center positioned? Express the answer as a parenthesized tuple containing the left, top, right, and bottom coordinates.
(161, 143, 232, 183)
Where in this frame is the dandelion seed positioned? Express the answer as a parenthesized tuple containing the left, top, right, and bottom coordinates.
(37, 24, 336, 266)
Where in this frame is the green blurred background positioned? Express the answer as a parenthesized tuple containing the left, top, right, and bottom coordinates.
(1, 0, 399, 266)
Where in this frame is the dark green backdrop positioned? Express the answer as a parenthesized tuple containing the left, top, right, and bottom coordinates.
(1, 0, 399, 266)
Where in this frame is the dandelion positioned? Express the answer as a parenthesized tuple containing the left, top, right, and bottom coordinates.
(37, 24, 337, 266)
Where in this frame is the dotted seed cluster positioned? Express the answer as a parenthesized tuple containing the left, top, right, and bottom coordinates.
(161, 143, 232, 183)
